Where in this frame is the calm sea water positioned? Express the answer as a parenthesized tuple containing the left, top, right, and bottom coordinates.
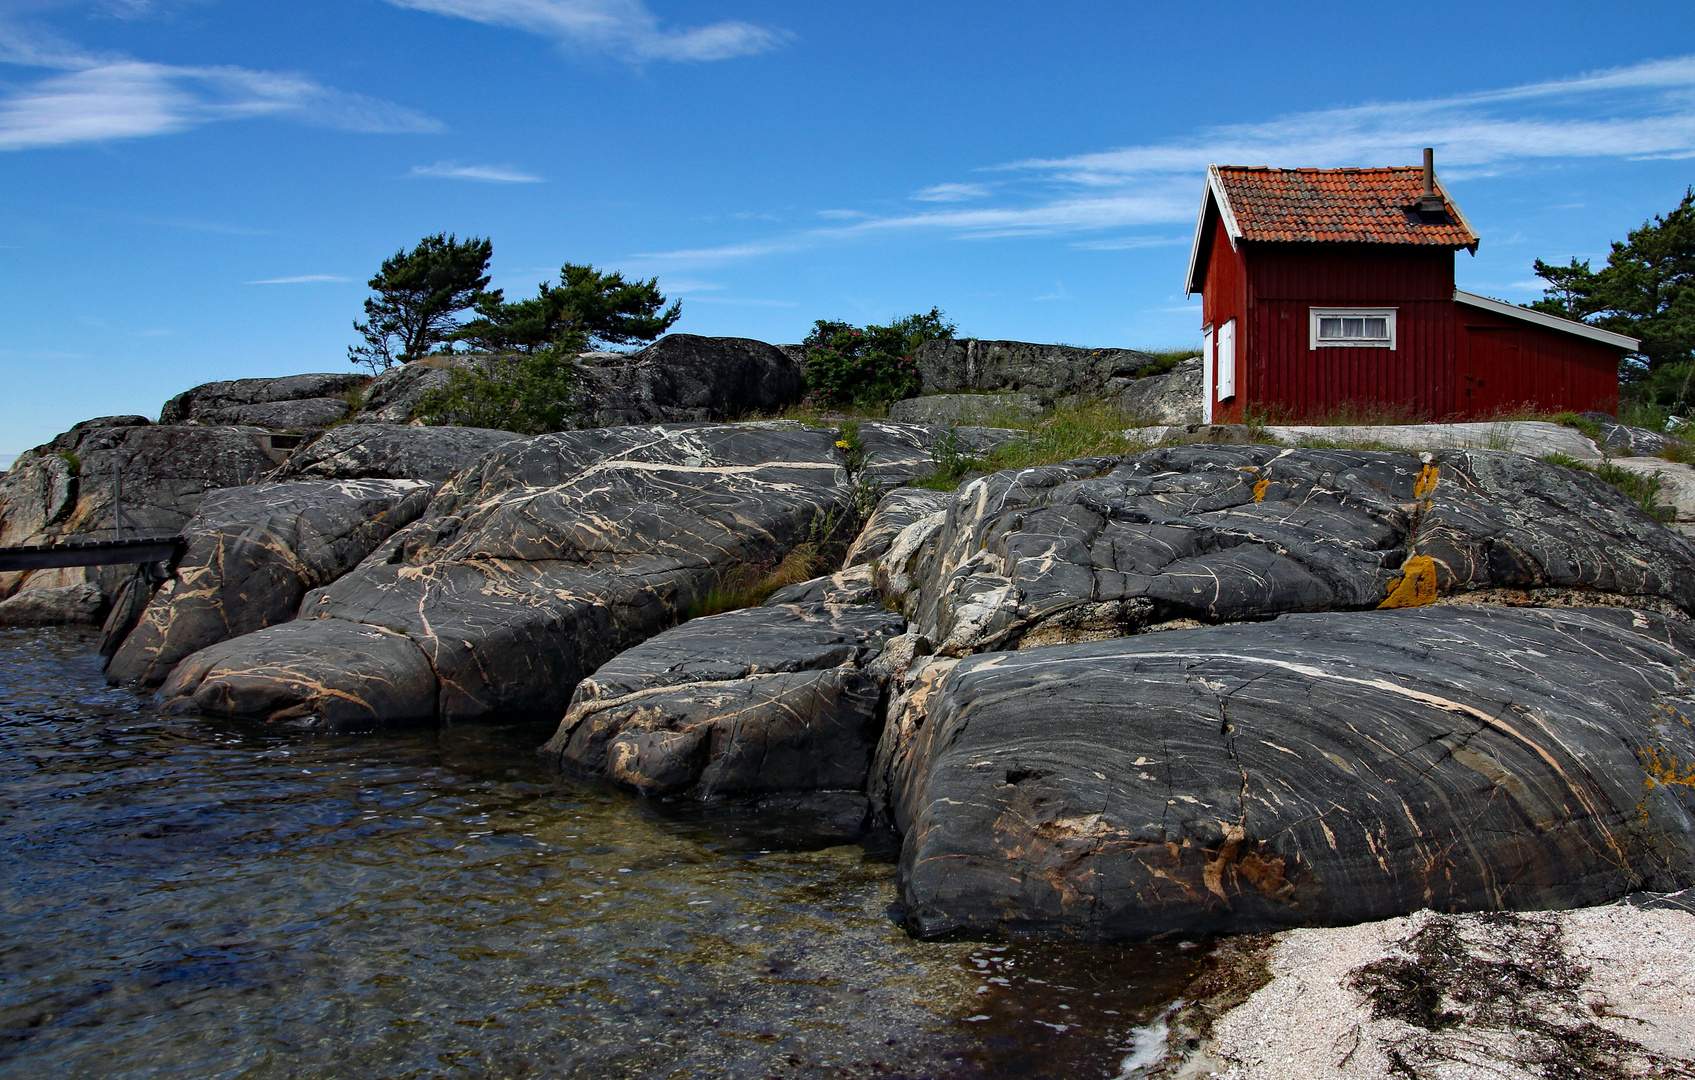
(0, 627, 1203, 1079)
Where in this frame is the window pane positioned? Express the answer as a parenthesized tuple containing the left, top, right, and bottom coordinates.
(1342, 318, 1364, 337)
(1319, 318, 1342, 338)
(1364, 317, 1387, 339)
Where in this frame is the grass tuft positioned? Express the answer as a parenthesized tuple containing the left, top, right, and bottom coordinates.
(1543, 452, 1675, 522)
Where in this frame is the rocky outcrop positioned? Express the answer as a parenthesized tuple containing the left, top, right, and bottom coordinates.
(1266, 420, 1601, 459)
(896, 445, 1695, 657)
(157, 423, 855, 729)
(0, 422, 278, 604)
(105, 478, 433, 687)
(888, 393, 1047, 427)
(160, 373, 368, 428)
(348, 360, 457, 424)
(853, 421, 1024, 487)
(541, 567, 905, 797)
(879, 605, 1695, 940)
(271, 423, 524, 482)
(914, 338, 1164, 399)
(1112, 356, 1202, 424)
(0, 581, 106, 626)
(577, 335, 805, 427)
(843, 487, 950, 567)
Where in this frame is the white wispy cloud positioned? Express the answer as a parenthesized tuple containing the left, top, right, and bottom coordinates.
(384, 0, 786, 63)
(912, 182, 989, 202)
(636, 53, 1695, 266)
(0, 21, 439, 150)
(246, 274, 351, 284)
(409, 160, 542, 182)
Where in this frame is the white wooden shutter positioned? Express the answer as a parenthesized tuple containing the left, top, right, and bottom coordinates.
(1201, 324, 1215, 423)
(1217, 318, 1236, 401)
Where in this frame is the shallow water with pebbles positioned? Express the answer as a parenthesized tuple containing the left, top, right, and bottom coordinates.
(0, 626, 1202, 1079)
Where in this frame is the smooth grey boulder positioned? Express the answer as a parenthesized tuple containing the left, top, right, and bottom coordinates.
(542, 588, 905, 797)
(0, 582, 106, 626)
(161, 373, 368, 425)
(106, 478, 432, 687)
(914, 339, 1164, 399)
(579, 334, 805, 427)
(854, 421, 1025, 487)
(880, 606, 1695, 941)
(1111, 357, 1202, 424)
(198, 397, 351, 432)
(272, 423, 524, 482)
(158, 424, 854, 729)
(844, 487, 950, 567)
(349, 360, 461, 424)
(904, 445, 1695, 656)
(888, 393, 1048, 427)
(0, 423, 277, 607)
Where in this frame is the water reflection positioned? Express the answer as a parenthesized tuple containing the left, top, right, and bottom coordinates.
(0, 627, 1202, 1078)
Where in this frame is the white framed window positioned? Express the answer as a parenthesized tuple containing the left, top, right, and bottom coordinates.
(1216, 318, 1236, 400)
(1310, 307, 1396, 349)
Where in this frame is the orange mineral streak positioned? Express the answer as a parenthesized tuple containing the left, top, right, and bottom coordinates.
(1378, 554, 1439, 609)
(1252, 479, 1270, 503)
(1641, 747, 1695, 788)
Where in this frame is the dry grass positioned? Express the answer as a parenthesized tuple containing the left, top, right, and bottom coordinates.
(683, 543, 833, 620)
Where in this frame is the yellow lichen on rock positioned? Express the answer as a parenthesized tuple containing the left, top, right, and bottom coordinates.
(1413, 463, 1440, 500)
(1378, 554, 1438, 609)
(1641, 747, 1695, 788)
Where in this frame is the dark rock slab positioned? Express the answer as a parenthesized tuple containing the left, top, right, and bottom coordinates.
(106, 478, 432, 686)
(908, 445, 1695, 656)
(0, 423, 277, 608)
(914, 339, 1163, 399)
(272, 423, 524, 482)
(854, 421, 1025, 487)
(158, 423, 853, 728)
(161, 373, 368, 424)
(349, 361, 460, 424)
(542, 597, 905, 796)
(845, 487, 950, 567)
(198, 397, 351, 431)
(887, 393, 1048, 427)
(881, 606, 1695, 940)
(0, 582, 106, 626)
(579, 334, 804, 427)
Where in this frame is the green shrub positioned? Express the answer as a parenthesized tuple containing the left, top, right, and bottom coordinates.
(802, 308, 955, 407)
(415, 339, 583, 434)
(1542, 453, 1675, 522)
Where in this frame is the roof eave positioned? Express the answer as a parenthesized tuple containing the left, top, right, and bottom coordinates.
(1454, 289, 1640, 351)
(1185, 166, 1241, 296)
(1434, 176, 1481, 252)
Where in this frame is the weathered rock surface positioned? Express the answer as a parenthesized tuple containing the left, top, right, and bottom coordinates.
(106, 478, 433, 687)
(880, 606, 1695, 941)
(887, 393, 1048, 427)
(161, 373, 367, 426)
(348, 359, 461, 424)
(196, 397, 352, 432)
(1110, 357, 1203, 424)
(853, 421, 1025, 487)
(914, 338, 1163, 399)
(0, 423, 278, 605)
(0, 581, 106, 626)
(157, 424, 854, 729)
(901, 445, 1695, 657)
(844, 487, 951, 567)
(271, 423, 524, 482)
(541, 583, 906, 797)
(578, 334, 805, 427)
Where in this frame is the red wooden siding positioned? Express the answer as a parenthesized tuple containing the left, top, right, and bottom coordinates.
(1456, 306, 1620, 417)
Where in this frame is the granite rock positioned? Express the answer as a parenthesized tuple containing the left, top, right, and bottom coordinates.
(914, 339, 1164, 399)
(271, 423, 524, 482)
(161, 373, 368, 425)
(106, 478, 433, 686)
(881, 606, 1695, 940)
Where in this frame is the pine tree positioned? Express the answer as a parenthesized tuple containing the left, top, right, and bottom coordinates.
(349, 234, 493, 371)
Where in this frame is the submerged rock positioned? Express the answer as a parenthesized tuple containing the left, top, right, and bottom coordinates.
(542, 571, 905, 797)
(879, 606, 1695, 941)
(158, 424, 854, 729)
(0, 581, 106, 626)
(271, 423, 524, 482)
(106, 478, 433, 686)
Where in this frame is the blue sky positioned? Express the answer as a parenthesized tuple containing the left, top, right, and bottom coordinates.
(2, 0, 1694, 465)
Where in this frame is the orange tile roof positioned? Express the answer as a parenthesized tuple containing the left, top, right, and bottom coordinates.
(1213, 166, 1479, 247)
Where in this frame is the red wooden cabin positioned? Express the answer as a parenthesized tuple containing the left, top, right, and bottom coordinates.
(1184, 152, 1638, 423)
